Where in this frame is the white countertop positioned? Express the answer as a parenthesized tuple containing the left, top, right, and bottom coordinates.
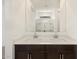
(14, 32, 76, 44)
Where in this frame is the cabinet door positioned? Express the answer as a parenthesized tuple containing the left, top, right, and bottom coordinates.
(15, 45, 28, 59)
(59, 45, 77, 59)
(31, 45, 45, 59)
(63, 53, 76, 59)
(46, 46, 59, 59)
(31, 51, 45, 59)
(63, 49, 76, 59)
(15, 51, 27, 59)
(47, 52, 59, 59)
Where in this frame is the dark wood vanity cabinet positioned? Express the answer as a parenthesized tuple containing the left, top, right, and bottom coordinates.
(46, 46, 59, 59)
(58, 45, 77, 59)
(15, 45, 77, 59)
(15, 51, 27, 59)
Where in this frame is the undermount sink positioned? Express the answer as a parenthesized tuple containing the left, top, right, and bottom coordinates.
(14, 32, 76, 44)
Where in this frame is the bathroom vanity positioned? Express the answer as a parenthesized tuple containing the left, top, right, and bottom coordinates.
(15, 45, 76, 59)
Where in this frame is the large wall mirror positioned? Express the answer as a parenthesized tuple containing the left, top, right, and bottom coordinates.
(25, 0, 66, 32)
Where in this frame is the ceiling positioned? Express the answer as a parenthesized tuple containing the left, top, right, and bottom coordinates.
(31, 0, 60, 10)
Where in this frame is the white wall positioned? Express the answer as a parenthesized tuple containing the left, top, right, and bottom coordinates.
(3, 0, 77, 46)
(2, 0, 5, 46)
(4, 0, 26, 59)
(66, 0, 77, 40)
(4, 0, 26, 41)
